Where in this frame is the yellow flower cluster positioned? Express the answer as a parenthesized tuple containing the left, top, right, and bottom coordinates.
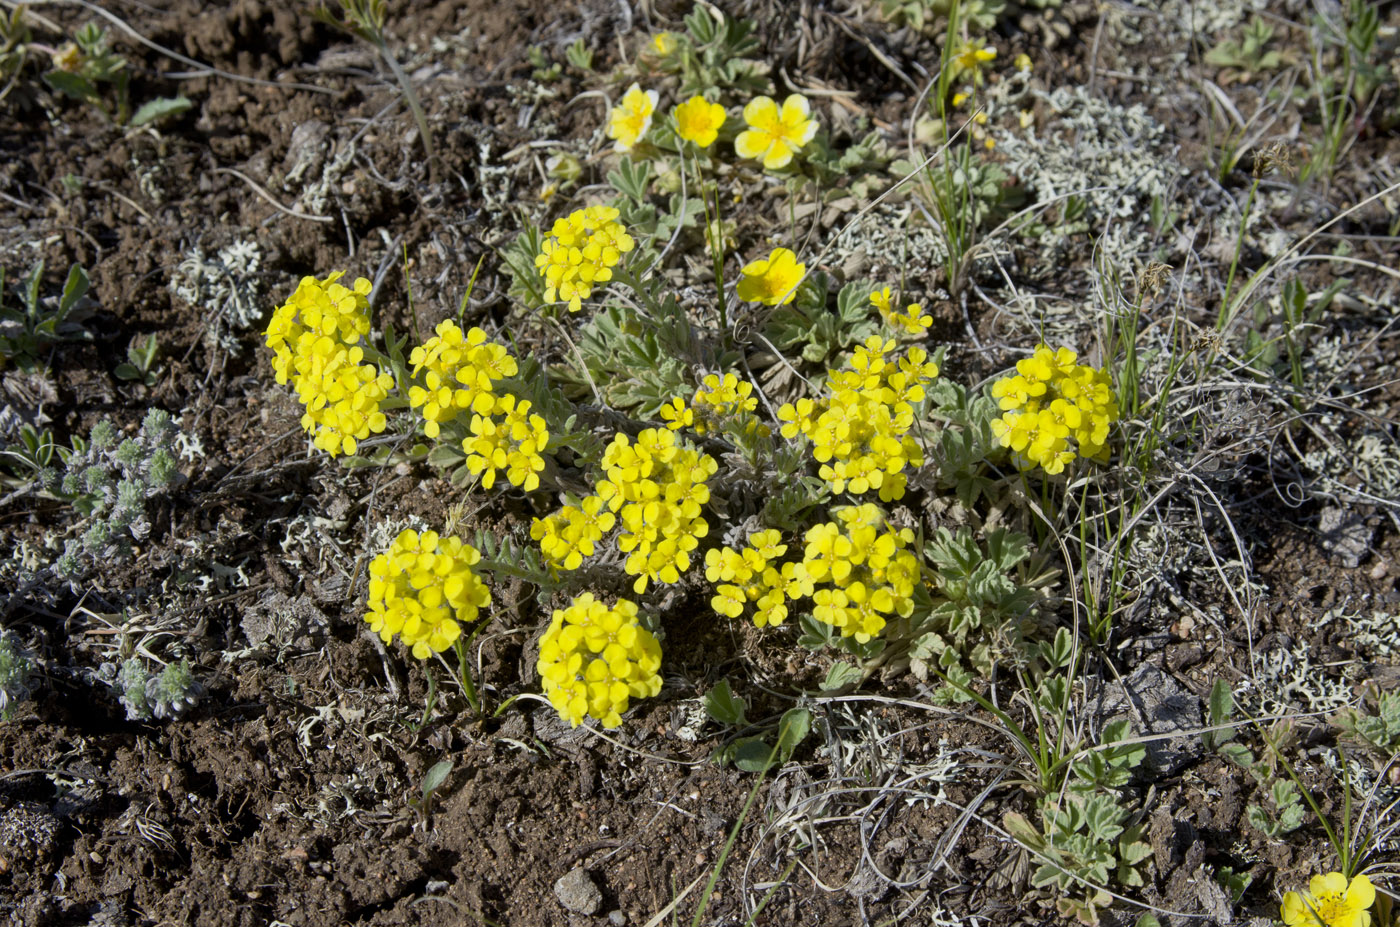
(463, 394, 550, 491)
(606, 83, 659, 152)
(735, 94, 819, 170)
(264, 272, 393, 457)
(600, 83, 815, 168)
(536, 593, 663, 728)
(407, 320, 517, 438)
(659, 372, 759, 436)
(535, 206, 636, 313)
(736, 247, 805, 306)
(531, 495, 616, 571)
(778, 336, 940, 501)
(363, 529, 491, 660)
(705, 529, 812, 628)
(870, 287, 933, 337)
(1282, 872, 1375, 927)
(596, 428, 716, 593)
(989, 344, 1119, 475)
(802, 504, 920, 643)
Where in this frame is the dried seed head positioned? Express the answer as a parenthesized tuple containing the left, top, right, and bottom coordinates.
(1253, 142, 1294, 180)
(1139, 261, 1172, 299)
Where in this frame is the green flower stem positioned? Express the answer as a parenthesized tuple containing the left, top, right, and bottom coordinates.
(690, 149, 730, 344)
(1217, 176, 1259, 331)
(452, 636, 481, 717)
(374, 40, 438, 185)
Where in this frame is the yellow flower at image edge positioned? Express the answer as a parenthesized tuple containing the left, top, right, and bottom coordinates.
(674, 95, 726, 148)
(735, 94, 818, 170)
(607, 83, 658, 152)
(1282, 872, 1375, 927)
(736, 247, 805, 306)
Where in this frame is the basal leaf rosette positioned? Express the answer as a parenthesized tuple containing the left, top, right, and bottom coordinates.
(364, 529, 491, 660)
(537, 593, 662, 729)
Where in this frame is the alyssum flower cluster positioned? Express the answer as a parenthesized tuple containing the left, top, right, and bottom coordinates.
(363, 529, 492, 660)
(264, 272, 392, 457)
(536, 593, 663, 728)
(779, 335, 941, 503)
(264, 266, 1120, 732)
(990, 344, 1120, 475)
(533, 427, 717, 594)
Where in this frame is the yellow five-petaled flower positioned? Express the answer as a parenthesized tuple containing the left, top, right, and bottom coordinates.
(607, 83, 659, 152)
(673, 95, 726, 148)
(736, 247, 805, 306)
(734, 94, 818, 170)
(1282, 872, 1375, 927)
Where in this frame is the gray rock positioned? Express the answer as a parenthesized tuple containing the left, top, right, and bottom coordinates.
(609, 912, 627, 927)
(1094, 662, 1204, 775)
(1318, 505, 1372, 568)
(554, 867, 603, 915)
(282, 120, 330, 190)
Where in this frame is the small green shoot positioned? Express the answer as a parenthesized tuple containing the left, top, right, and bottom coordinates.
(114, 333, 162, 386)
(408, 759, 454, 817)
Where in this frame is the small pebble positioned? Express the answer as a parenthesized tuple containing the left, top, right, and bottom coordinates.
(553, 867, 602, 915)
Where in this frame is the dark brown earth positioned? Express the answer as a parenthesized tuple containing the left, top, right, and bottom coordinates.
(1, 1, 1398, 926)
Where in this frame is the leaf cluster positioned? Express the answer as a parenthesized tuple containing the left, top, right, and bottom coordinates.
(0, 423, 61, 489)
(877, 0, 1005, 34)
(656, 8, 767, 98)
(0, 262, 93, 372)
(42, 24, 190, 126)
(906, 526, 1041, 698)
(754, 278, 877, 398)
(1242, 276, 1347, 394)
(1335, 690, 1400, 758)
(923, 374, 1000, 506)
(1003, 788, 1151, 925)
(703, 680, 812, 772)
(54, 409, 183, 579)
(554, 295, 707, 418)
(608, 158, 702, 247)
(115, 333, 162, 386)
(1204, 18, 1284, 76)
(107, 656, 202, 721)
(0, 7, 31, 87)
(0, 631, 35, 720)
(470, 525, 554, 592)
(1203, 680, 1306, 838)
